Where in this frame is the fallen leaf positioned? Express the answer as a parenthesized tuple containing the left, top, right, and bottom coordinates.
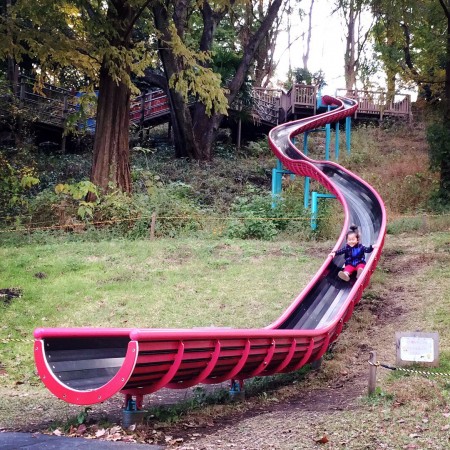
(95, 429, 106, 438)
(315, 435, 329, 444)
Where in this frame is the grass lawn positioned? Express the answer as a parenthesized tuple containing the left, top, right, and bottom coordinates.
(0, 235, 324, 385)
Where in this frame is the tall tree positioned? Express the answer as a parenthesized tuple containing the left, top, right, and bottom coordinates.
(153, 0, 283, 161)
(335, 0, 374, 91)
(253, 0, 289, 87)
(433, 0, 450, 201)
(302, 0, 314, 71)
(371, 0, 449, 202)
(0, 0, 155, 195)
(1, 0, 285, 189)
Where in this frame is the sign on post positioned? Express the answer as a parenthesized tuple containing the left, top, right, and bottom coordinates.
(395, 332, 439, 367)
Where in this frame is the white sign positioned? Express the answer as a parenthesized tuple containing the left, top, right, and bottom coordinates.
(400, 337, 434, 362)
(396, 332, 439, 367)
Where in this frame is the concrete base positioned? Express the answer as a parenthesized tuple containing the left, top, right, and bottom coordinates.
(122, 409, 147, 428)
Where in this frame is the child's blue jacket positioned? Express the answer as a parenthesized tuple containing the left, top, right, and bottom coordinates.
(335, 244, 374, 267)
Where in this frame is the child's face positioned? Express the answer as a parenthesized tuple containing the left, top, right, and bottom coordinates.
(347, 233, 359, 247)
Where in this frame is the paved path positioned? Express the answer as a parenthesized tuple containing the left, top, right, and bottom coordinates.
(0, 432, 163, 449)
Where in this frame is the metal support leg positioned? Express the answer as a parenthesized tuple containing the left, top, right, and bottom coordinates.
(310, 192, 336, 230)
(304, 177, 310, 209)
(311, 192, 318, 230)
(346, 116, 351, 154)
(229, 379, 245, 401)
(272, 159, 294, 208)
(325, 123, 331, 160)
(271, 167, 281, 208)
(335, 122, 340, 160)
(122, 394, 147, 427)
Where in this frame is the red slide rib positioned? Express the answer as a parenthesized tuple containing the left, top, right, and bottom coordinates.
(34, 95, 386, 405)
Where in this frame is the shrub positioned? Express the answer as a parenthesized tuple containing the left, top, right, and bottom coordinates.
(0, 153, 39, 221)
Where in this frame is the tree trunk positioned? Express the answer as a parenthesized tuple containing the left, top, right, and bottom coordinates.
(442, 11, 450, 197)
(153, 0, 282, 161)
(90, 63, 132, 194)
(302, 0, 315, 71)
(344, 2, 357, 91)
(88, 0, 139, 195)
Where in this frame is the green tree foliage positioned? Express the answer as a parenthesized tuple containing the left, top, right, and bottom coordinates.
(1, 0, 286, 190)
(0, 0, 159, 195)
(370, 0, 450, 204)
(371, 0, 445, 99)
(152, 0, 283, 161)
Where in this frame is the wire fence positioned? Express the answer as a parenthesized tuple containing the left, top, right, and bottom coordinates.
(0, 212, 449, 235)
(0, 214, 324, 234)
(369, 360, 450, 380)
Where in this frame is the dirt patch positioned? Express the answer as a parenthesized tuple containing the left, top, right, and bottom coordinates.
(0, 288, 22, 305)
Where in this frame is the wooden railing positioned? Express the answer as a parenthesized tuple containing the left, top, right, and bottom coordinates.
(291, 84, 317, 110)
(251, 88, 283, 125)
(336, 89, 412, 120)
(0, 77, 77, 127)
(0, 77, 413, 133)
(0, 77, 171, 131)
(129, 89, 170, 125)
(251, 84, 318, 125)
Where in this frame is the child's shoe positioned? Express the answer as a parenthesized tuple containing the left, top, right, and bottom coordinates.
(356, 268, 364, 279)
(338, 270, 350, 281)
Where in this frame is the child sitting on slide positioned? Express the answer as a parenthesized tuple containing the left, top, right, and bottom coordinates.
(329, 225, 378, 281)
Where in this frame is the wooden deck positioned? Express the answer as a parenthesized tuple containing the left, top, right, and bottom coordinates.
(335, 89, 412, 122)
(251, 85, 318, 126)
(250, 85, 412, 126)
(0, 77, 412, 134)
(0, 77, 77, 129)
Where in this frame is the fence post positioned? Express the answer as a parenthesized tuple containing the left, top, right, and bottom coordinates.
(368, 350, 378, 396)
(150, 212, 157, 240)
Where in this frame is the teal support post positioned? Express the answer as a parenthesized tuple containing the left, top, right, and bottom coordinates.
(335, 121, 340, 160)
(304, 177, 310, 209)
(345, 116, 351, 154)
(271, 167, 282, 208)
(325, 124, 331, 160)
(311, 192, 318, 230)
(303, 131, 310, 209)
(272, 167, 282, 195)
(325, 105, 331, 160)
(272, 159, 294, 208)
(310, 192, 336, 230)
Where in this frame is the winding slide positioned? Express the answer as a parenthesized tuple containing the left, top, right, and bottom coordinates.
(34, 95, 386, 406)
